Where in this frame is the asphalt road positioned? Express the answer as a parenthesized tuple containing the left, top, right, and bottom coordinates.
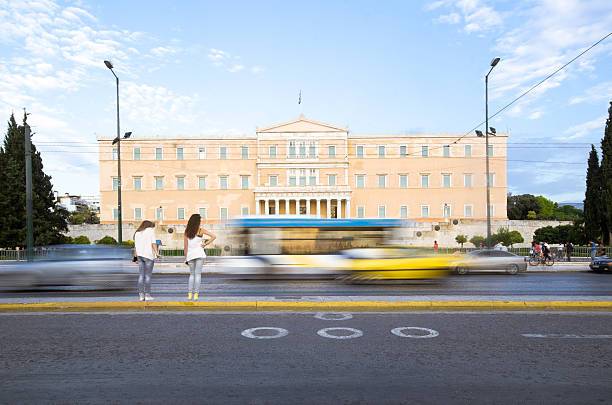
(1, 272, 611, 300)
(1, 312, 611, 404)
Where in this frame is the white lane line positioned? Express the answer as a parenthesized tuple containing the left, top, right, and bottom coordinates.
(314, 312, 353, 321)
(317, 327, 363, 339)
(391, 327, 439, 339)
(241, 327, 288, 339)
(522, 334, 612, 339)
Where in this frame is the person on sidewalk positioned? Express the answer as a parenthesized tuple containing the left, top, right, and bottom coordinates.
(134, 220, 162, 301)
(565, 241, 573, 262)
(433, 241, 438, 254)
(597, 243, 607, 257)
(184, 214, 216, 301)
(589, 241, 597, 261)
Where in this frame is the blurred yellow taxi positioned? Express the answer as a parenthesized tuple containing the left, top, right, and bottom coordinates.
(339, 247, 454, 281)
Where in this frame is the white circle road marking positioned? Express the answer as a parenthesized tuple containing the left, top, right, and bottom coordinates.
(317, 327, 363, 339)
(241, 327, 289, 339)
(391, 327, 439, 339)
(314, 312, 353, 321)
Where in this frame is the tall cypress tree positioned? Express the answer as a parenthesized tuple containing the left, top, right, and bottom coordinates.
(0, 113, 69, 249)
(583, 144, 602, 242)
(601, 101, 612, 244)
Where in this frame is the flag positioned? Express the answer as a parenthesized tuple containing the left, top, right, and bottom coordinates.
(298, 90, 301, 105)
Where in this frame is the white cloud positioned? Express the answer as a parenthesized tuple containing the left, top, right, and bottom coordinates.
(569, 81, 612, 105)
(434, 12, 461, 24)
(560, 115, 606, 140)
(150, 46, 179, 58)
(528, 111, 543, 119)
(428, 0, 502, 32)
(207, 48, 261, 73)
(427, 0, 612, 119)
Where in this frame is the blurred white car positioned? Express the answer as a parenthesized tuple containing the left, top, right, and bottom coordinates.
(0, 245, 135, 289)
(453, 249, 527, 275)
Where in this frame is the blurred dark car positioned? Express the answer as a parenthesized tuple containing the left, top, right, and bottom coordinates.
(0, 245, 136, 290)
(590, 256, 611, 273)
(454, 249, 527, 275)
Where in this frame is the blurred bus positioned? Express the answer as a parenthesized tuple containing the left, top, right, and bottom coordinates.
(218, 217, 452, 280)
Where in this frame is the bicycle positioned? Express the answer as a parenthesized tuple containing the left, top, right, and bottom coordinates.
(528, 252, 554, 266)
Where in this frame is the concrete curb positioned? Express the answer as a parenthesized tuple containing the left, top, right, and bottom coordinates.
(1, 300, 611, 312)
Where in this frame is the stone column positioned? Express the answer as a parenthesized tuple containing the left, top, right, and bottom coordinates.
(316, 199, 321, 219)
(306, 197, 311, 216)
(264, 199, 269, 216)
(256, 199, 261, 215)
(326, 199, 331, 219)
(274, 199, 279, 215)
(346, 199, 351, 219)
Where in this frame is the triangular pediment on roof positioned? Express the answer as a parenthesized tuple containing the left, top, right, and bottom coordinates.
(257, 114, 348, 133)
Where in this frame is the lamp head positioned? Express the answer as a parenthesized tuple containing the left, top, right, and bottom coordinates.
(112, 137, 119, 145)
(123, 131, 132, 139)
(489, 127, 496, 135)
(475, 130, 484, 137)
(490, 57, 500, 67)
(104, 60, 114, 69)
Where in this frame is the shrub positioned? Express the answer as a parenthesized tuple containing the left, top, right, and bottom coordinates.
(95, 236, 118, 245)
(469, 235, 486, 248)
(121, 240, 135, 248)
(72, 235, 91, 245)
(455, 234, 468, 248)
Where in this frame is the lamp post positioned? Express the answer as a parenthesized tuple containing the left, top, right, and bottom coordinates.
(485, 56, 500, 249)
(104, 60, 128, 245)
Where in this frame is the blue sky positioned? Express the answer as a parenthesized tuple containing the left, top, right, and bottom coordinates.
(1, 0, 611, 203)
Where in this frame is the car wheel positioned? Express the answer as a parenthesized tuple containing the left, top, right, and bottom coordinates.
(506, 264, 519, 275)
(456, 266, 469, 275)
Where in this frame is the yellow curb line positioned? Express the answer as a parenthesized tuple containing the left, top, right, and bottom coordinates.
(1, 301, 612, 312)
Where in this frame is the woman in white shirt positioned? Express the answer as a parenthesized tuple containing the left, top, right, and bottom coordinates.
(133, 220, 162, 301)
(184, 214, 216, 301)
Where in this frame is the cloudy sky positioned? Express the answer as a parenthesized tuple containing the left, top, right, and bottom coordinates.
(1, 0, 611, 203)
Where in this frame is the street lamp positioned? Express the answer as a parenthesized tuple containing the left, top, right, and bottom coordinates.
(485, 56, 500, 249)
(104, 60, 126, 245)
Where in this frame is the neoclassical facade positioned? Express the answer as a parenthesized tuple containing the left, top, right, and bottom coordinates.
(98, 115, 507, 223)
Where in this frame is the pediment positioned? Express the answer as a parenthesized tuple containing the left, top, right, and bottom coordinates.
(257, 115, 348, 133)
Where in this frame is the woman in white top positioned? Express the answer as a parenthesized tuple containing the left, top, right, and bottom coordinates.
(133, 220, 162, 301)
(184, 214, 216, 300)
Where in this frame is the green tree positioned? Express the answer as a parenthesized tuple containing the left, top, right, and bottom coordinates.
(507, 193, 540, 219)
(583, 145, 602, 241)
(536, 196, 555, 220)
(0, 114, 69, 248)
(508, 230, 524, 246)
(600, 101, 612, 244)
(469, 235, 486, 248)
(491, 227, 523, 246)
(69, 205, 99, 225)
(455, 234, 467, 248)
(527, 210, 537, 219)
(553, 204, 583, 221)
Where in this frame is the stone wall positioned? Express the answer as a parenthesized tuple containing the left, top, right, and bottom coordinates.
(66, 219, 572, 250)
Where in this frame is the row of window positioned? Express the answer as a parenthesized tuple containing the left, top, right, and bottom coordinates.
(112, 144, 496, 160)
(112, 204, 495, 221)
(112, 173, 497, 191)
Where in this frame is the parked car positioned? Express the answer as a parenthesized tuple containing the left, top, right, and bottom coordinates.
(0, 245, 135, 290)
(590, 256, 611, 273)
(454, 249, 527, 275)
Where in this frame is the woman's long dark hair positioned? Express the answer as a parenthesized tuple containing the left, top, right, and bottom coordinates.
(185, 214, 201, 239)
(134, 220, 155, 238)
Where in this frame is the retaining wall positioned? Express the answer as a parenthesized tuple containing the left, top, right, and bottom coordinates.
(66, 219, 572, 250)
